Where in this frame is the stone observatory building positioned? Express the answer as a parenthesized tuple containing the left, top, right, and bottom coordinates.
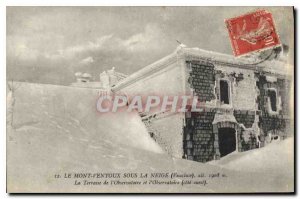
(112, 46, 292, 163)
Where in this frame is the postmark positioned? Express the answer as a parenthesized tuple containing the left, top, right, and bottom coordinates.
(225, 10, 281, 56)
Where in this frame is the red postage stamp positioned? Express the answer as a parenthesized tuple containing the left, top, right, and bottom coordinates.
(225, 10, 280, 56)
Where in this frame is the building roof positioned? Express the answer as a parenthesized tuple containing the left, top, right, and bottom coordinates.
(112, 46, 292, 92)
(183, 47, 291, 77)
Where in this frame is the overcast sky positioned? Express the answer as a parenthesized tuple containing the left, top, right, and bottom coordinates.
(7, 7, 293, 85)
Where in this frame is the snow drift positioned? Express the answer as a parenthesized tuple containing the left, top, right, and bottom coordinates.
(210, 138, 294, 174)
(8, 82, 162, 153)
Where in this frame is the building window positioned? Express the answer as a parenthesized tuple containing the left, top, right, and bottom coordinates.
(267, 90, 277, 112)
(220, 80, 230, 104)
(266, 88, 282, 115)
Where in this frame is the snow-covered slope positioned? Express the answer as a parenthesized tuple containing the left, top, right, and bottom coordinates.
(8, 82, 162, 153)
(209, 138, 294, 174)
(7, 82, 294, 193)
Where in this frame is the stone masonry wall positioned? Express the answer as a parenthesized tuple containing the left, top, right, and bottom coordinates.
(234, 110, 255, 128)
(184, 60, 259, 162)
(184, 109, 216, 163)
(233, 110, 258, 151)
(256, 74, 290, 141)
(184, 60, 217, 162)
(186, 60, 215, 102)
(240, 130, 258, 151)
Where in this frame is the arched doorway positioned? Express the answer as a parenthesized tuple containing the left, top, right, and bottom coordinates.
(218, 127, 236, 157)
(213, 121, 241, 159)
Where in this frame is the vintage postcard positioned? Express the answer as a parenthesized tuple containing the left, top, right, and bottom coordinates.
(6, 7, 294, 193)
